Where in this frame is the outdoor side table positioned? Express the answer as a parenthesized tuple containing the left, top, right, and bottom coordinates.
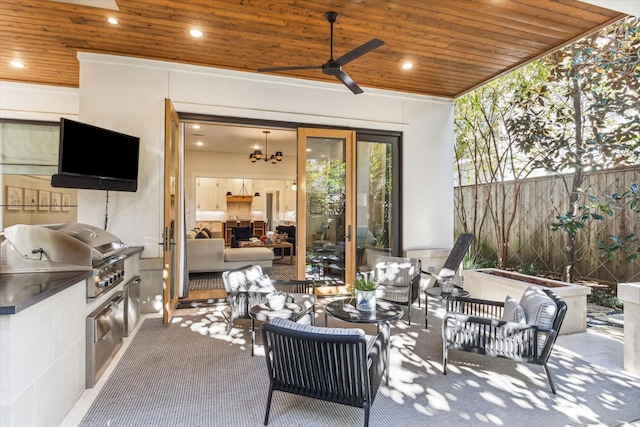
(424, 286, 469, 328)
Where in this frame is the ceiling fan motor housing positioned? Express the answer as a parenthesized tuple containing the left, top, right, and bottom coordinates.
(322, 63, 342, 76)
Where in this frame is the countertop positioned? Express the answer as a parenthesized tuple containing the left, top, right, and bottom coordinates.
(0, 246, 144, 315)
(0, 270, 93, 315)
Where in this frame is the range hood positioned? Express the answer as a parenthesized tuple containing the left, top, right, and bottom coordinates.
(226, 179, 253, 202)
(226, 195, 252, 203)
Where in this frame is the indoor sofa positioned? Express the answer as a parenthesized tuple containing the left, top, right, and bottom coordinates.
(186, 237, 273, 273)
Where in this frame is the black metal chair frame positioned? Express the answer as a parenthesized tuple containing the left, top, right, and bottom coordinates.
(442, 289, 567, 394)
(222, 265, 315, 334)
(261, 319, 390, 427)
(422, 233, 474, 326)
(372, 256, 422, 325)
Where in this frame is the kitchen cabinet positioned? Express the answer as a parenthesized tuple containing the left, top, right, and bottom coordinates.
(252, 179, 265, 210)
(196, 178, 226, 210)
(283, 181, 296, 211)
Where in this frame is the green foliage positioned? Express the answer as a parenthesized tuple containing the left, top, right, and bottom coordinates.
(518, 261, 539, 276)
(510, 17, 640, 174)
(587, 287, 623, 310)
(352, 275, 378, 292)
(470, 256, 499, 269)
(455, 16, 640, 281)
(551, 184, 640, 263)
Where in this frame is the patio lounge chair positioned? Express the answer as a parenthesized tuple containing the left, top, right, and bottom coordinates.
(442, 287, 567, 394)
(422, 233, 474, 325)
(261, 317, 389, 427)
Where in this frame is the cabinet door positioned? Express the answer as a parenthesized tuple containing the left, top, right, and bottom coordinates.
(216, 184, 227, 210)
(206, 187, 218, 210)
(284, 182, 296, 210)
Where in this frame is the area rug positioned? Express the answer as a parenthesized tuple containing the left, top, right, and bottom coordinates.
(79, 302, 640, 427)
(188, 261, 296, 291)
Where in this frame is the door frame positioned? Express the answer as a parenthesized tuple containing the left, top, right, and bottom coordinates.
(162, 99, 185, 323)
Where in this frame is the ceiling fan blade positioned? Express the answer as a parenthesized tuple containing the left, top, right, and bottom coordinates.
(334, 38, 385, 66)
(335, 70, 363, 95)
(258, 65, 321, 73)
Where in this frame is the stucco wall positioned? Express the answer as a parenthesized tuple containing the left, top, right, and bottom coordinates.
(76, 53, 455, 257)
(1, 53, 455, 256)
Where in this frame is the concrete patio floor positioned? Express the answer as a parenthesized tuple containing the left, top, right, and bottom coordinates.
(61, 300, 640, 427)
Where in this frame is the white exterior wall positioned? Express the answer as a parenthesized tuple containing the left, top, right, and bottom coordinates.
(0, 82, 79, 123)
(76, 53, 455, 257)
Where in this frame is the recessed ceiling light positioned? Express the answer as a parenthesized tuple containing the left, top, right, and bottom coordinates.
(107, 17, 118, 25)
(196, 141, 204, 146)
(189, 29, 203, 38)
(10, 61, 25, 68)
(191, 124, 200, 129)
(306, 148, 311, 152)
(402, 62, 414, 70)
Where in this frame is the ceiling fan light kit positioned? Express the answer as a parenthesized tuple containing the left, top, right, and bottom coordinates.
(258, 11, 384, 94)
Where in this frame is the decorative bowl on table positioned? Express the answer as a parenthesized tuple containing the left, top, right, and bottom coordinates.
(267, 291, 287, 311)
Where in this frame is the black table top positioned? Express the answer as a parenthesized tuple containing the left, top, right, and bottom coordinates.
(324, 298, 403, 324)
(425, 286, 469, 299)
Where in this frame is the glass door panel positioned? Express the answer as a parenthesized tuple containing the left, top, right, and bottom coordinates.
(297, 129, 355, 286)
(356, 138, 396, 269)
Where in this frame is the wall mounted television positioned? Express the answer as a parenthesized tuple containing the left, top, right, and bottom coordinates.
(51, 118, 140, 192)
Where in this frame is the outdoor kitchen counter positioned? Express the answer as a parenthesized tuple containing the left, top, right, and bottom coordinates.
(0, 270, 92, 315)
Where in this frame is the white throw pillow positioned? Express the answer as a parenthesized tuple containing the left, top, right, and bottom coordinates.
(519, 286, 557, 330)
(501, 295, 526, 324)
(246, 274, 275, 292)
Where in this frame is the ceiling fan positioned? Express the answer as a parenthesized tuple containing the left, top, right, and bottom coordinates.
(258, 11, 385, 95)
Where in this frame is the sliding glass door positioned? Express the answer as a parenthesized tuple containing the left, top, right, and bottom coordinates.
(297, 129, 356, 284)
(355, 133, 400, 268)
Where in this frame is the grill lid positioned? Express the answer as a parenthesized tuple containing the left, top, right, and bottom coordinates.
(1, 223, 127, 273)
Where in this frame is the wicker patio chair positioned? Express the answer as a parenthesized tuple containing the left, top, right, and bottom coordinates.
(442, 287, 567, 393)
(261, 317, 390, 427)
(371, 255, 421, 325)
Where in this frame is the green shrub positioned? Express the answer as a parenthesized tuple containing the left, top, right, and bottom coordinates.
(473, 256, 498, 269)
(587, 287, 623, 310)
(518, 261, 539, 276)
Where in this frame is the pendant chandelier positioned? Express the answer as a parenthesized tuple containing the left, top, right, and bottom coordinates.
(249, 130, 283, 164)
(226, 179, 252, 198)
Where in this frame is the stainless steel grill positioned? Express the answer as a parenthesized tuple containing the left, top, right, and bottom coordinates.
(1, 222, 130, 298)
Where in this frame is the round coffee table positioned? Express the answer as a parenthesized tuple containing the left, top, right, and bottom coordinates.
(324, 298, 404, 327)
(249, 293, 316, 356)
(424, 286, 469, 327)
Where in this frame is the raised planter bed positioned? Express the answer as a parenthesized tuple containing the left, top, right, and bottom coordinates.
(462, 268, 591, 335)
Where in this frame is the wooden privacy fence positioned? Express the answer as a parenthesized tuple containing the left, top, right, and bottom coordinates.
(454, 165, 640, 284)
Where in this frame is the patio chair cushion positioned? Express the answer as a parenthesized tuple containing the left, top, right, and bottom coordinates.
(519, 286, 557, 330)
(224, 264, 275, 292)
(374, 259, 415, 287)
(269, 318, 378, 364)
(500, 295, 526, 324)
(271, 316, 364, 336)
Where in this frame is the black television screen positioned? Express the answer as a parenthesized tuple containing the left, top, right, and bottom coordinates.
(52, 118, 140, 192)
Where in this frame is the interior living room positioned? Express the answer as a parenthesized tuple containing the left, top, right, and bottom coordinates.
(1, 2, 639, 426)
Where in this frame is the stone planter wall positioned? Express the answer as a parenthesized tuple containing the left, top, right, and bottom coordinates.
(462, 268, 591, 335)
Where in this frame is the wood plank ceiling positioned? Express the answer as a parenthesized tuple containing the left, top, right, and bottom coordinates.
(0, 0, 624, 98)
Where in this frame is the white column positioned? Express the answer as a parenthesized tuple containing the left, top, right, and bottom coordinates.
(618, 282, 640, 374)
